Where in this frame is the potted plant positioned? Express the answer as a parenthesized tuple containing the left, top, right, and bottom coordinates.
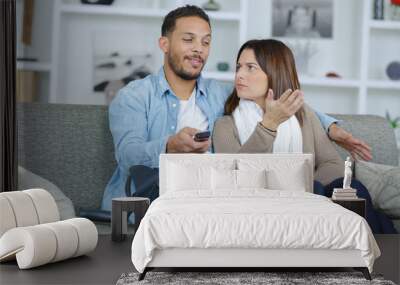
(386, 111, 400, 147)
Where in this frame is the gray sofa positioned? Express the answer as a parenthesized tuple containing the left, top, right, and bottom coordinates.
(17, 103, 399, 214)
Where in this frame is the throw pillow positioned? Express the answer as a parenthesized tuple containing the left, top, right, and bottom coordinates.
(237, 159, 308, 191)
(212, 168, 237, 190)
(18, 166, 75, 220)
(236, 169, 268, 189)
(167, 162, 212, 192)
(355, 160, 400, 219)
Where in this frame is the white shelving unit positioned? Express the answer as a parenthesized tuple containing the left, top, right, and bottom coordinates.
(300, 76, 360, 89)
(60, 4, 169, 17)
(202, 71, 235, 81)
(49, 0, 248, 104)
(367, 80, 400, 90)
(360, 0, 400, 117)
(61, 4, 242, 20)
(16, 61, 51, 72)
(18, 0, 398, 117)
(369, 19, 400, 30)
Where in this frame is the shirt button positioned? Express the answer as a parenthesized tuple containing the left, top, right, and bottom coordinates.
(172, 103, 177, 108)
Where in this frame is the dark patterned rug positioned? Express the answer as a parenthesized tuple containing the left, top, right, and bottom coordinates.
(116, 271, 396, 285)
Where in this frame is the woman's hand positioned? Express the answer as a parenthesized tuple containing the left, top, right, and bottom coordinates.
(261, 88, 304, 130)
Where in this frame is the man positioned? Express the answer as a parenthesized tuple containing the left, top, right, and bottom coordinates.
(101, 5, 371, 213)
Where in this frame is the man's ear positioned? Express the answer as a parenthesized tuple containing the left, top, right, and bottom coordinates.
(159, 36, 169, 54)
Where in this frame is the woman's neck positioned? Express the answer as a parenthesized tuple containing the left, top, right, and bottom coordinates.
(254, 97, 266, 113)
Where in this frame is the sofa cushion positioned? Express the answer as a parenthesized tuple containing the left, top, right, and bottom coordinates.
(332, 114, 399, 166)
(18, 166, 75, 220)
(355, 161, 400, 219)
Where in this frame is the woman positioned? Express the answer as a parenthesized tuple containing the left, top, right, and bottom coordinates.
(212, 39, 396, 234)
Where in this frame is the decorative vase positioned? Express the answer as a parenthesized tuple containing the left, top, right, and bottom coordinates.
(217, 62, 229, 72)
(202, 0, 221, 11)
(81, 0, 114, 5)
(386, 61, 400, 80)
(373, 0, 384, 20)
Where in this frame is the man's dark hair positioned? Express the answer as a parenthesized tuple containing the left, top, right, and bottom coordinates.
(161, 5, 211, 36)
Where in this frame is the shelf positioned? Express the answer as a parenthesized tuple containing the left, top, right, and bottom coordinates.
(299, 76, 360, 88)
(367, 80, 400, 90)
(201, 73, 361, 88)
(16, 61, 51, 72)
(61, 4, 167, 17)
(206, 11, 241, 21)
(202, 71, 235, 81)
(60, 4, 241, 21)
(369, 20, 400, 30)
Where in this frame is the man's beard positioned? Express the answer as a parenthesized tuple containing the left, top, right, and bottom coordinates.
(168, 52, 204, 80)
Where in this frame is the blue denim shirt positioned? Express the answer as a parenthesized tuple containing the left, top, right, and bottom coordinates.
(101, 67, 337, 212)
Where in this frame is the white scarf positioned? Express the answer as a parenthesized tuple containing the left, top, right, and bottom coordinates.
(232, 99, 303, 153)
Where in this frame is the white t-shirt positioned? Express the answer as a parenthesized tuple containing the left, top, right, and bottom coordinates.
(176, 88, 208, 133)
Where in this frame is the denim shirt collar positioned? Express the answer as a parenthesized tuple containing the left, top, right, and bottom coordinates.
(157, 67, 207, 98)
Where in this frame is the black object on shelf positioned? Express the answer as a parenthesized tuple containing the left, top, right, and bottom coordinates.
(81, 0, 114, 5)
(373, 0, 384, 20)
(387, 61, 400, 80)
(16, 57, 38, 62)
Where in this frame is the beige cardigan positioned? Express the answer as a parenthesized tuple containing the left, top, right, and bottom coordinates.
(212, 105, 344, 185)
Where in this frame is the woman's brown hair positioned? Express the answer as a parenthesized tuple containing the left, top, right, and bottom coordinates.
(224, 39, 304, 125)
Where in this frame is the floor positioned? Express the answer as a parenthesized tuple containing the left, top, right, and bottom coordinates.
(0, 235, 134, 285)
(0, 234, 398, 285)
(373, 234, 400, 284)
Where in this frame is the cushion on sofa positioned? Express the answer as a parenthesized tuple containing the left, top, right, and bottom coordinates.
(18, 166, 75, 220)
(355, 160, 400, 219)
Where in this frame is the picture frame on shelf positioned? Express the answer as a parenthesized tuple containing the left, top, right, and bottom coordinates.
(272, 0, 333, 39)
(92, 30, 156, 104)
